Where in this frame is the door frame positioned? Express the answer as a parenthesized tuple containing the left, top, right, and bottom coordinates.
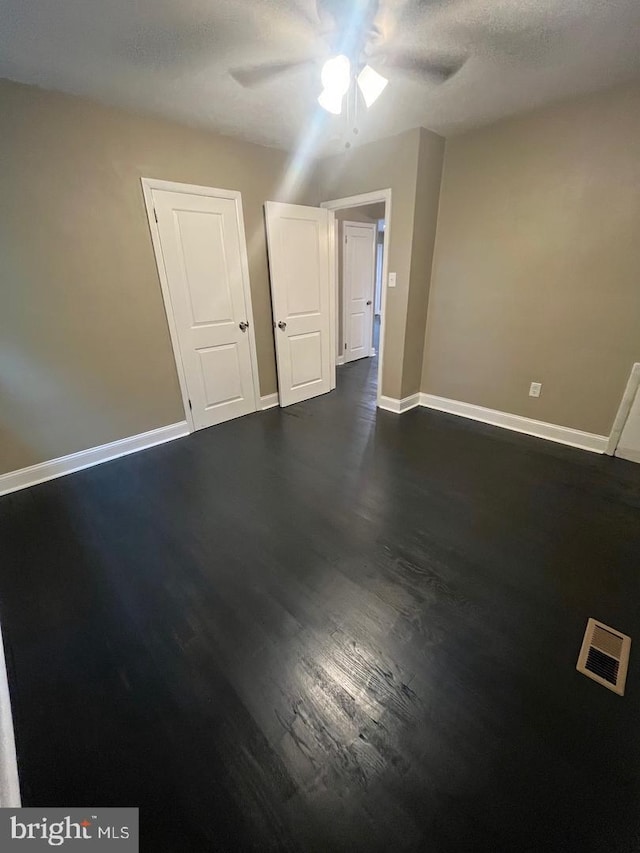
(606, 362, 640, 456)
(141, 177, 261, 433)
(342, 220, 377, 362)
(321, 189, 391, 409)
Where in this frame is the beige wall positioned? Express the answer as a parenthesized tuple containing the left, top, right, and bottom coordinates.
(334, 203, 385, 223)
(316, 127, 444, 400)
(402, 128, 445, 398)
(0, 79, 312, 475)
(422, 83, 640, 436)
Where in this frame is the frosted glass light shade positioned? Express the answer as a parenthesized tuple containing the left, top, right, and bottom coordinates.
(318, 87, 344, 114)
(357, 64, 388, 108)
(320, 55, 351, 96)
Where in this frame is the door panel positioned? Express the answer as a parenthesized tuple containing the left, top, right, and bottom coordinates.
(198, 344, 244, 407)
(290, 332, 323, 388)
(176, 210, 235, 325)
(280, 218, 323, 317)
(349, 312, 366, 350)
(264, 202, 334, 407)
(152, 188, 257, 429)
(343, 222, 376, 363)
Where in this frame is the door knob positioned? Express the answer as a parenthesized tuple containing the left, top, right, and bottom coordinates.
(366, 300, 372, 305)
(239, 321, 249, 332)
(278, 321, 287, 330)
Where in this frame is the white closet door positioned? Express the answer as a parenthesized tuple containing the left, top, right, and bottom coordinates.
(343, 221, 376, 362)
(150, 185, 258, 430)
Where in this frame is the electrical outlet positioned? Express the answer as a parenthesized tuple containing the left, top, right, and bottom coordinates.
(388, 272, 396, 288)
(529, 382, 542, 398)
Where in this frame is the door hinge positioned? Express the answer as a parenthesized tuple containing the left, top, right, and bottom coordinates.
(188, 399, 192, 411)
(153, 207, 158, 223)
(345, 235, 348, 244)
(344, 343, 347, 350)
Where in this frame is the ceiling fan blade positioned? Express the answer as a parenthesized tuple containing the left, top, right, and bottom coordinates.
(396, 0, 455, 23)
(369, 0, 460, 46)
(375, 51, 466, 83)
(230, 59, 315, 88)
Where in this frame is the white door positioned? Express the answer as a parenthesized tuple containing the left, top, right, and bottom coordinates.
(146, 181, 259, 430)
(616, 384, 640, 463)
(264, 202, 335, 407)
(343, 221, 376, 362)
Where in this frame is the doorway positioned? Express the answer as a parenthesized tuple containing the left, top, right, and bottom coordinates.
(321, 190, 391, 408)
(342, 219, 377, 363)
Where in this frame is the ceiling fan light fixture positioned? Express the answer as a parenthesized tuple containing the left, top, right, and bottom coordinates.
(320, 54, 351, 97)
(357, 64, 388, 108)
(318, 87, 344, 115)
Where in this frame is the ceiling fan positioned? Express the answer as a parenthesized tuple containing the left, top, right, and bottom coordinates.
(230, 0, 466, 115)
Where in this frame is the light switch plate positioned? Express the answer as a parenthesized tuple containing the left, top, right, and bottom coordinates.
(388, 272, 397, 288)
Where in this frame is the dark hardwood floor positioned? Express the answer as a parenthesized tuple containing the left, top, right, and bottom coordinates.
(1, 355, 640, 851)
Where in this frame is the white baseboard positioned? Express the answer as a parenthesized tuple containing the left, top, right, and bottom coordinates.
(0, 625, 20, 807)
(378, 393, 421, 414)
(259, 393, 279, 410)
(0, 421, 189, 497)
(420, 394, 608, 454)
(337, 356, 345, 366)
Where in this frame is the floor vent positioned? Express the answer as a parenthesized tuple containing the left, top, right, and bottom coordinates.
(577, 618, 631, 696)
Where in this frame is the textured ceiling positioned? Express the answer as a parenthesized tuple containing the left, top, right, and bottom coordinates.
(1, 0, 640, 154)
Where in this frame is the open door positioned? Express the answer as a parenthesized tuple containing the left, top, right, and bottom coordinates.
(264, 202, 335, 407)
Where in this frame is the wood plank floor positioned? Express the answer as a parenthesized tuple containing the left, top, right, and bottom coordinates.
(1, 356, 640, 851)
